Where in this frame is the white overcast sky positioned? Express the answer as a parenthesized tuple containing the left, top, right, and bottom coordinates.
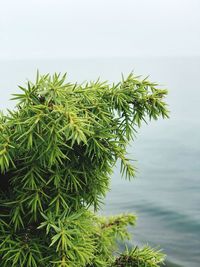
(0, 0, 200, 59)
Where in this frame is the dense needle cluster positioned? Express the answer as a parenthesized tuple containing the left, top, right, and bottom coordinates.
(0, 72, 169, 266)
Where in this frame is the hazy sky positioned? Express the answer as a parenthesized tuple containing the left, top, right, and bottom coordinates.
(0, 0, 200, 59)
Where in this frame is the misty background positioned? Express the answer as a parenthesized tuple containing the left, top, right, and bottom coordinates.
(0, 0, 200, 59)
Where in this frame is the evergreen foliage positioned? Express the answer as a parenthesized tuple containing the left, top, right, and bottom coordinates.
(0, 72, 169, 266)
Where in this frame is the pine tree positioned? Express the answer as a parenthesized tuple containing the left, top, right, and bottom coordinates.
(0, 72, 169, 267)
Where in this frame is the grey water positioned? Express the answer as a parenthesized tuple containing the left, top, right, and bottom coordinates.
(0, 57, 199, 267)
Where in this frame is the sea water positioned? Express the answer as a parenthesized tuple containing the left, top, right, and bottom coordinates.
(0, 57, 199, 267)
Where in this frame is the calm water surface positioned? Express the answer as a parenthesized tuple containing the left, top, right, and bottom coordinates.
(0, 57, 199, 267)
